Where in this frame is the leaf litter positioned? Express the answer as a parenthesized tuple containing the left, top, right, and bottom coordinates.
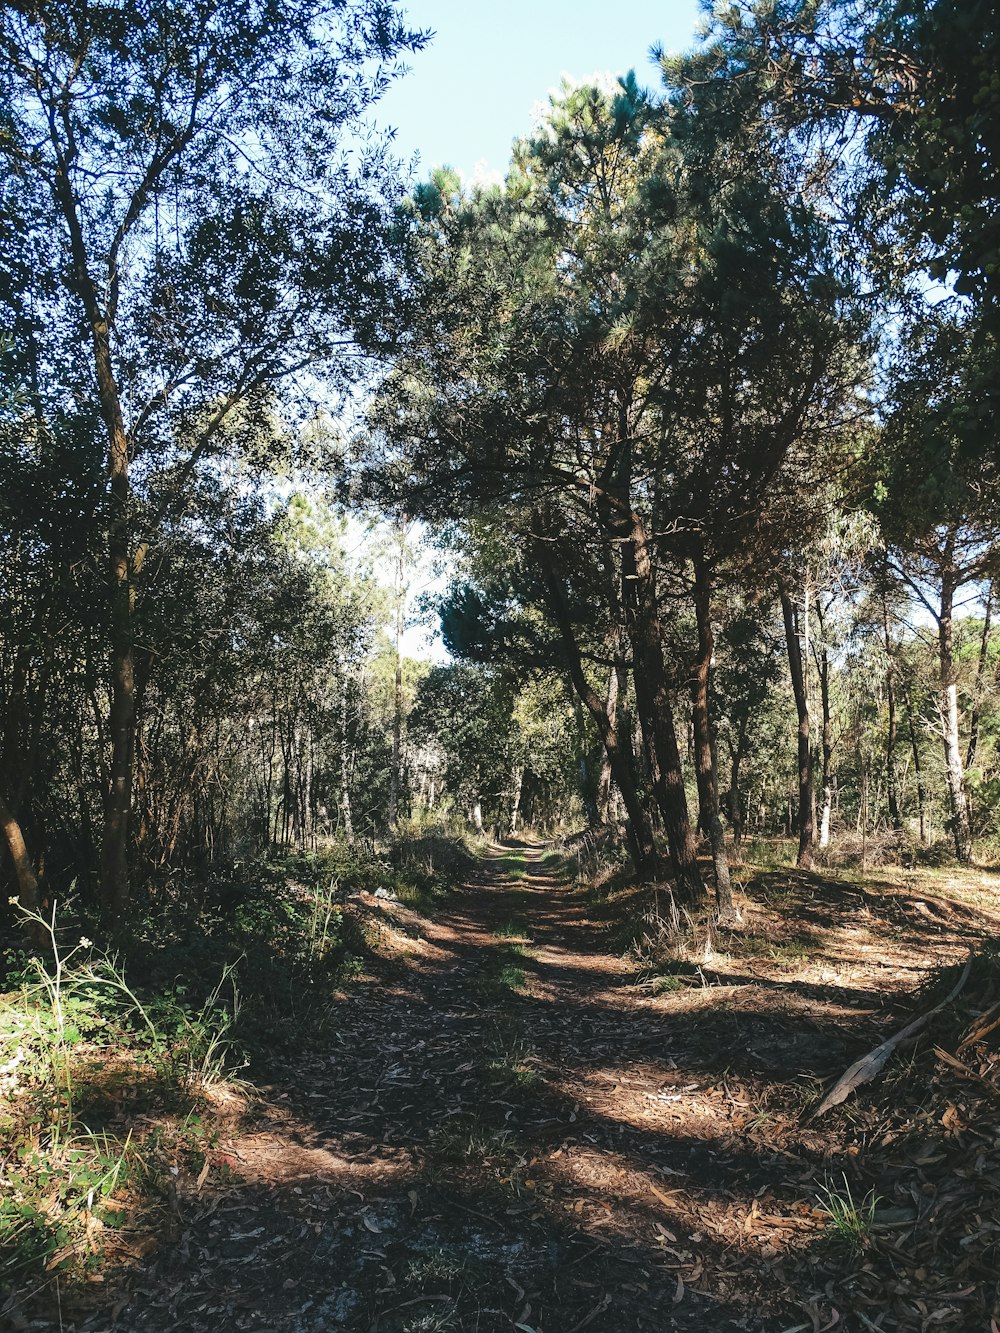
(5, 849, 1000, 1331)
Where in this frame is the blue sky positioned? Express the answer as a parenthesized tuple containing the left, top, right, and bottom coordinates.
(374, 0, 704, 182)
(364, 2, 706, 657)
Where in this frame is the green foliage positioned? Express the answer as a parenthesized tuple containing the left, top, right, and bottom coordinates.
(815, 1174, 880, 1254)
(494, 964, 527, 993)
(493, 921, 531, 941)
(0, 904, 245, 1287)
(0, 0, 427, 916)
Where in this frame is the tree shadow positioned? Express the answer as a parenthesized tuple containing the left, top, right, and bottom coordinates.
(9, 846, 996, 1332)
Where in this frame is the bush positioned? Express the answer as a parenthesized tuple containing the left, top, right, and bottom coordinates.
(0, 904, 243, 1294)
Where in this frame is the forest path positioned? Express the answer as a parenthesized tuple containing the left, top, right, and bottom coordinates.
(108, 844, 858, 1333)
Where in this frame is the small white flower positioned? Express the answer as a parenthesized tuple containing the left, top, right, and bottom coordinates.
(79, 936, 93, 948)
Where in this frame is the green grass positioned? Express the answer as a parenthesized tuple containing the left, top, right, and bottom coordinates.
(0, 903, 247, 1290)
(503, 850, 528, 881)
(487, 1052, 542, 1090)
(738, 839, 797, 873)
(431, 1118, 518, 1163)
(493, 921, 530, 941)
(503, 941, 536, 959)
(0, 833, 486, 1298)
(496, 963, 527, 990)
(728, 931, 815, 964)
(815, 1174, 880, 1254)
(650, 973, 686, 995)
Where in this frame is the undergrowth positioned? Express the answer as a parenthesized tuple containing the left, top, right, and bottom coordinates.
(0, 902, 244, 1297)
(0, 830, 475, 1310)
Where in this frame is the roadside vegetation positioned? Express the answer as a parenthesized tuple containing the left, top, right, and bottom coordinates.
(2, 0, 1000, 1327)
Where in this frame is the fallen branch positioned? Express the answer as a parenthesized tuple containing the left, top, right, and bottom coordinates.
(813, 959, 971, 1118)
(957, 996, 1000, 1053)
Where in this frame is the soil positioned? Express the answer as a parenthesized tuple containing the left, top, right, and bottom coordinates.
(19, 844, 1000, 1333)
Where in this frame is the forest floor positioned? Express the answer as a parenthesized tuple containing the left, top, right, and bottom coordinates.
(14, 842, 1000, 1333)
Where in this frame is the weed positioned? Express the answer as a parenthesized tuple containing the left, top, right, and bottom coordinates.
(493, 921, 530, 941)
(815, 1173, 879, 1253)
(496, 964, 527, 991)
(503, 850, 528, 881)
(405, 1248, 469, 1285)
(0, 900, 248, 1291)
(743, 1106, 777, 1133)
(401, 1309, 458, 1333)
(503, 941, 535, 960)
(730, 932, 814, 965)
(431, 1119, 517, 1163)
(650, 973, 686, 995)
(485, 1034, 543, 1091)
(742, 839, 797, 871)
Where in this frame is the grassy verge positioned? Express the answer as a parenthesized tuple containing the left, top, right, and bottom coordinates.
(0, 830, 476, 1309)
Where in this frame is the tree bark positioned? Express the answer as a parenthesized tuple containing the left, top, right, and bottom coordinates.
(778, 574, 816, 869)
(882, 600, 903, 833)
(816, 633, 833, 848)
(52, 157, 136, 916)
(965, 584, 992, 772)
(388, 519, 406, 829)
(902, 680, 927, 845)
(938, 561, 973, 861)
(509, 765, 524, 836)
(596, 665, 618, 821)
(542, 567, 657, 877)
(0, 788, 41, 915)
(470, 798, 484, 834)
(620, 514, 704, 903)
(690, 557, 734, 918)
(339, 674, 354, 840)
(728, 713, 749, 847)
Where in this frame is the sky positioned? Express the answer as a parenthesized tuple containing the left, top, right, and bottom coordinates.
(365, 1, 706, 658)
(373, 0, 705, 184)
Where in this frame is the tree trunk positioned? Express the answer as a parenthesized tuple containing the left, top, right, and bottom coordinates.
(620, 514, 703, 903)
(97, 320, 136, 918)
(816, 636, 833, 849)
(778, 575, 815, 869)
(728, 713, 748, 847)
(901, 681, 927, 844)
(939, 565, 973, 861)
(596, 665, 618, 821)
(340, 682, 354, 841)
(542, 567, 657, 877)
(54, 173, 136, 916)
(470, 799, 484, 835)
(509, 765, 524, 836)
(388, 521, 406, 829)
(965, 584, 992, 772)
(882, 601, 903, 833)
(690, 558, 734, 918)
(0, 788, 41, 915)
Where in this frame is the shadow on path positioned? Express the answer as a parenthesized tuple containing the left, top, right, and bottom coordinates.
(67, 844, 880, 1333)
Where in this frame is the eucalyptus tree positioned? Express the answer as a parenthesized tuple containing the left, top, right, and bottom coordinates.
(0, 0, 424, 915)
(0, 402, 105, 911)
(875, 312, 1000, 861)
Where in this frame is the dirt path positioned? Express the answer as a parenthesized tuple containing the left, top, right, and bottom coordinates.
(76, 845, 983, 1333)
